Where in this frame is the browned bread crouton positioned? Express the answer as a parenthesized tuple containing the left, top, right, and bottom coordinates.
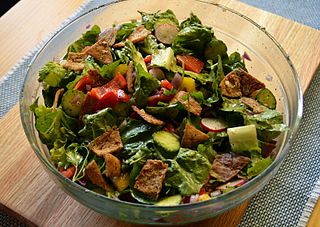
(210, 153, 250, 182)
(113, 25, 151, 48)
(219, 71, 242, 98)
(85, 38, 113, 64)
(104, 153, 121, 178)
(134, 160, 168, 200)
(240, 97, 266, 114)
(181, 122, 209, 148)
(170, 91, 202, 116)
(132, 106, 165, 126)
(237, 69, 265, 96)
(88, 127, 123, 156)
(85, 160, 113, 192)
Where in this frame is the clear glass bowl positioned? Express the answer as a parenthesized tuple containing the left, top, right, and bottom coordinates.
(20, 0, 303, 225)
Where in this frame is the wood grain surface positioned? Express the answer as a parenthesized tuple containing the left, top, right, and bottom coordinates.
(0, 0, 319, 226)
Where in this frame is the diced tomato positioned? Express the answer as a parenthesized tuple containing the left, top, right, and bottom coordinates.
(74, 75, 92, 91)
(144, 55, 152, 64)
(176, 55, 204, 73)
(199, 187, 206, 195)
(59, 165, 76, 179)
(89, 86, 130, 111)
(105, 73, 127, 90)
(147, 93, 174, 106)
(74, 70, 106, 92)
(161, 79, 173, 90)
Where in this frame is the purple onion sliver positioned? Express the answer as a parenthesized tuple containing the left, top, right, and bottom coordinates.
(171, 72, 182, 89)
(85, 24, 91, 29)
(242, 51, 251, 61)
(78, 179, 87, 186)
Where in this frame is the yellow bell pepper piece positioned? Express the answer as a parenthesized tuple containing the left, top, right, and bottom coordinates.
(181, 77, 196, 92)
(113, 64, 128, 76)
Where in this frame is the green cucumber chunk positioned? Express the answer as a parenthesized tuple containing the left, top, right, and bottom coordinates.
(255, 88, 276, 109)
(153, 131, 180, 158)
(155, 195, 182, 206)
(61, 89, 85, 117)
(227, 125, 259, 153)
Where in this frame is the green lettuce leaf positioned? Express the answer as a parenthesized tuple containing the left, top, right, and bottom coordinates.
(79, 108, 118, 140)
(133, 64, 160, 107)
(172, 25, 212, 57)
(67, 25, 101, 53)
(115, 21, 138, 42)
(38, 61, 66, 88)
(139, 9, 179, 31)
(165, 148, 211, 195)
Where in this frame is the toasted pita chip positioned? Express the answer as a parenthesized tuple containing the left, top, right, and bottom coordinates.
(181, 122, 209, 148)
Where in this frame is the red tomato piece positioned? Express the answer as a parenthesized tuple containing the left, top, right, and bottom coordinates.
(59, 166, 76, 179)
(176, 55, 204, 73)
(144, 55, 152, 64)
(105, 73, 127, 90)
(161, 79, 173, 90)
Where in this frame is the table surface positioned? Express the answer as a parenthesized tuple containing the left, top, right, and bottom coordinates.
(0, 0, 319, 226)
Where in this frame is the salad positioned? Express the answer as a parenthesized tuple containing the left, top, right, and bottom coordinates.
(31, 10, 288, 205)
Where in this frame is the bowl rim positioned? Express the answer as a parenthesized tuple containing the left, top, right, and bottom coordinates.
(20, 0, 303, 210)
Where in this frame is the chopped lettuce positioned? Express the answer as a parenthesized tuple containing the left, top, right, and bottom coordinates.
(38, 61, 66, 89)
(32, 106, 77, 148)
(100, 60, 121, 80)
(67, 25, 101, 53)
(79, 108, 118, 140)
(165, 148, 211, 195)
(247, 156, 273, 178)
(123, 41, 147, 71)
(115, 21, 138, 42)
(133, 64, 160, 107)
(172, 25, 212, 57)
(139, 9, 179, 31)
(140, 35, 165, 55)
(180, 13, 203, 29)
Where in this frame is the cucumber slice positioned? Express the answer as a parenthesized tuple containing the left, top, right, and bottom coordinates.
(61, 89, 85, 117)
(255, 88, 276, 109)
(155, 195, 182, 206)
(227, 125, 259, 153)
(153, 131, 180, 158)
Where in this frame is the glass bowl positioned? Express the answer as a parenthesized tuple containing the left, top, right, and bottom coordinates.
(20, 0, 303, 225)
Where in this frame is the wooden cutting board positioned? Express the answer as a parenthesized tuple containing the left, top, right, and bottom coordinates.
(0, 0, 319, 226)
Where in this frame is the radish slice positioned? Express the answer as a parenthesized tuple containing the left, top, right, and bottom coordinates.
(200, 118, 228, 132)
(216, 179, 246, 190)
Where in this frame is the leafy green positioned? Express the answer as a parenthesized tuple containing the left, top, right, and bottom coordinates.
(123, 41, 147, 70)
(115, 22, 138, 42)
(197, 142, 217, 163)
(133, 64, 160, 107)
(247, 156, 272, 178)
(204, 38, 228, 62)
(67, 25, 101, 53)
(224, 52, 246, 72)
(38, 61, 66, 89)
(180, 13, 202, 29)
(100, 60, 121, 80)
(79, 108, 118, 140)
(245, 109, 288, 142)
(140, 35, 165, 55)
(120, 119, 161, 145)
(165, 148, 211, 195)
(172, 25, 212, 57)
(49, 140, 68, 168)
(151, 47, 211, 84)
(32, 106, 77, 148)
(139, 9, 179, 31)
(146, 103, 183, 120)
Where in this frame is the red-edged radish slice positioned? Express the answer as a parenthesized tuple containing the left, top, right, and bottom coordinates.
(216, 179, 246, 190)
(200, 118, 228, 132)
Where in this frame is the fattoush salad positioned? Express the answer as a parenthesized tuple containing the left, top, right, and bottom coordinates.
(31, 10, 288, 205)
